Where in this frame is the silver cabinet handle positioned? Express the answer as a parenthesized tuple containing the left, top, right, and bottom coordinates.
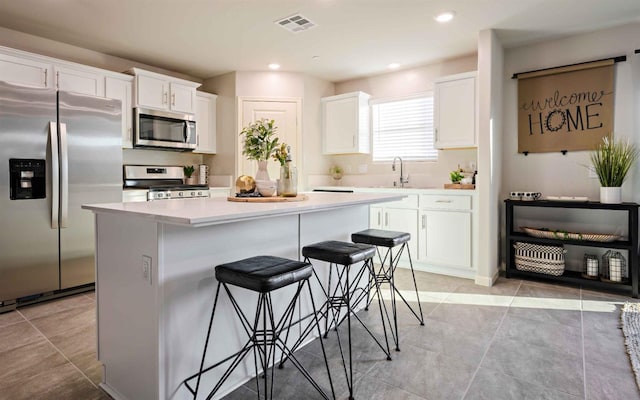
(56, 71, 60, 89)
(44, 70, 48, 86)
(435, 127, 438, 142)
(385, 212, 389, 226)
(421, 214, 426, 229)
(377, 210, 381, 226)
(49, 122, 59, 229)
(435, 199, 453, 203)
(172, 93, 176, 106)
(59, 123, 69, 228)
(352, 135, 356, 147)
(163, 91, 168, 104)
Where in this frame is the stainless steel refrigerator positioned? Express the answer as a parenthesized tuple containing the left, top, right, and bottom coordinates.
(0, 81, 122, 309)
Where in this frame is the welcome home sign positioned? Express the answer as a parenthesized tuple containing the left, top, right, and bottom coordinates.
(516, 59, 615, 154)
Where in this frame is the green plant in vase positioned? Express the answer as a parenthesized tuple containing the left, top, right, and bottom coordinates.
(240, 118, 279, 181)
(449, 170, 464, 184)
(183, 165, 196, 183)
(590, 136, 638, 204)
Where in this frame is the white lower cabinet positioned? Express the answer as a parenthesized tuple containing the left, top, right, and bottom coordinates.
(369, 196, 419, 262)
(358, 188, 476, 279)
(419, 210, 471, 268)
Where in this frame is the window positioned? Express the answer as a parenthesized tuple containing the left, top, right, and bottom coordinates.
(371, 94, 436, 162)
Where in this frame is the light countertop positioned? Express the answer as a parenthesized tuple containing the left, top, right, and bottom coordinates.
(83, 191, 404, 227)
(312, 186, 477, 195)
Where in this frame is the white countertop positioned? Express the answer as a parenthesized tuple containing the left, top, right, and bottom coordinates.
(83, 192, 404, 227)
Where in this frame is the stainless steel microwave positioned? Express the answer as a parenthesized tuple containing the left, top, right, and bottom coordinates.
(134, 108, 196, 151)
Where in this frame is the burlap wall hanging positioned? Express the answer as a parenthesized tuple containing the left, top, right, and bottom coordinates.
(515, 58, 620, 154)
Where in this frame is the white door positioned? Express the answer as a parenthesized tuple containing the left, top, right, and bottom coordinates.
(238, 98, 301, 180)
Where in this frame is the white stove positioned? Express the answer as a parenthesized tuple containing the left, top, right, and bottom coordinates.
(123, 165, 210, 201)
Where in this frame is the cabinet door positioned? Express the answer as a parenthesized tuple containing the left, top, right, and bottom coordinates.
(55, 66, 104, 96)
(0, 53, 52, 88)
(323, 96, 358, 154)
(386, 208, 419, 261)
(105, 76, 133, 148)
(170, 82, 195, 113)
(136, 74, 167, 110)
(370, 206, 384, 229)
(194, 94, 216, 153)
(420, 210, 471, 268)
(434, 74, 476, 148)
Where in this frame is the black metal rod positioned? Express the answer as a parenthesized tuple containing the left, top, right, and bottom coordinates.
(511, 55, 627, 79)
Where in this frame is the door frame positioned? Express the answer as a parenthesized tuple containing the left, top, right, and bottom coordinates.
(236, 96, 303, 181)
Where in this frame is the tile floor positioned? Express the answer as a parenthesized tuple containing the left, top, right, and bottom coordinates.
(1, 270, 639, 400)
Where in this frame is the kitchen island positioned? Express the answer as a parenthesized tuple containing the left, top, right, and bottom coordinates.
(82, 192, 403, 400)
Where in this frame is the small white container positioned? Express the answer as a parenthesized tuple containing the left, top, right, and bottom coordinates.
(256, 180, 277, 197)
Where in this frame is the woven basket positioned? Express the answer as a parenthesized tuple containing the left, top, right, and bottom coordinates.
(514, 242, 566, 276)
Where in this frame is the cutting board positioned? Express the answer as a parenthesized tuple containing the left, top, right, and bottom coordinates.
(227, 194, 308, 202)
(444, 183, 475, 190)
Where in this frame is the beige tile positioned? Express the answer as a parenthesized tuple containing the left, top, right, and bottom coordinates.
(0, 362, 107, 400)
(0, 310, 25, 328)
(27, 303, 95, 338)
(0, 321, 43, 353)
(0, 339, 67, 390)
(19, 293, 94, 321)
(47, 322, 102, 384)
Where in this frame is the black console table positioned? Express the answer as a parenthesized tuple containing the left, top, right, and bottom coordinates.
(505, 199, 639, 297)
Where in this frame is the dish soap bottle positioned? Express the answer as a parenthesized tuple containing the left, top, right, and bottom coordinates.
(279, 146, 297, 197)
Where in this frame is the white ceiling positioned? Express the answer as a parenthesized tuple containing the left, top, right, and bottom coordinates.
(0, 0, 639, 82)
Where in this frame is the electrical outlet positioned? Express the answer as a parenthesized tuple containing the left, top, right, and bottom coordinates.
(588, 166, 598, 179)
(142, 255, 152, 285)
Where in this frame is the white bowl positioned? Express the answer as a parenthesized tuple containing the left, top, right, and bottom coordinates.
(256, 180, 277, 197)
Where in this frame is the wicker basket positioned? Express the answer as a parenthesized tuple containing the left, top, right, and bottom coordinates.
(514, 242, 566, 276)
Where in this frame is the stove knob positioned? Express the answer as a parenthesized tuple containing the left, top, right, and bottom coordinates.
(197, 191, 202, 196)
(166, 193, 171, 197)
(158, 193, 164, 198)
(191, 191, 196, 196)
(178, 192, 183, 197)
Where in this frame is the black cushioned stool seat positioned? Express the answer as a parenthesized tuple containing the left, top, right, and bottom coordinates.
(299, 240, 391, 400)
(302, 241, 376, 266)
(184, 255, 335, 400)
(351, 229, 410, 248)
(216, 255, 313, 293)
(351, 229, 424, 353)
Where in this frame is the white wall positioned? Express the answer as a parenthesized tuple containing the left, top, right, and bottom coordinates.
(332, 55, 478, 188)
(201, 73, 237, 177)
(502, 22, 640, 203)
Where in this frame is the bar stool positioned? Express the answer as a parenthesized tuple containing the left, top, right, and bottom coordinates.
(351, 229, 424, 351)
(301, 240, 392, 400)
(183, 255, 335, 400)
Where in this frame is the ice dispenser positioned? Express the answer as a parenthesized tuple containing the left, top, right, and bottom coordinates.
(9, 158, 46, 200)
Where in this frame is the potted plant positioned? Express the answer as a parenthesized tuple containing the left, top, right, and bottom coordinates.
(329, 165, 343, 181)
(240, 118, 279, 181)
(590, 136, 638, 204)
(183, 165, 196, 184)
(449, 170, 463, 184)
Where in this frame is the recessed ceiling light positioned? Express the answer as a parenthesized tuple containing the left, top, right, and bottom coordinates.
(388, 63, 401, 69)
(434, 11, 455, 23)
(268, 63, 280, 70)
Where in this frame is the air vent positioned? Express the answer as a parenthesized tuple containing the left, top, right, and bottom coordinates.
(276, 13, 317, 33)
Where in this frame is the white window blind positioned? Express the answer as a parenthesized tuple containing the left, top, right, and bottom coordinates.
(371, 94, 437, 162)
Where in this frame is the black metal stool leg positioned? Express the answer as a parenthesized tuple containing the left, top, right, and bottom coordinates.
(193, 282, 222, 399)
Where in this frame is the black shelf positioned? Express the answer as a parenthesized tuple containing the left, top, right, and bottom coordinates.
(505, 199, 639, 297)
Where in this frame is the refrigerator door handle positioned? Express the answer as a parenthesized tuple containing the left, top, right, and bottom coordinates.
(50, 122, 59, 229)
(59, 122, 69, 228)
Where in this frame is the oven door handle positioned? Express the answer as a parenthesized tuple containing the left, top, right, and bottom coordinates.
(184, 121, 193, 145)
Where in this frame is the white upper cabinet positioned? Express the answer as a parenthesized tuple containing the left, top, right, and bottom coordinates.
(105, 76, 134, 148)
(129, 68, 200, 114)
(434, 71, 477, 149)
(54, 65, 105, 96)
(322, 91, 370, 154)
(0, 52, 52, 88)
(194, 91, 217, 154)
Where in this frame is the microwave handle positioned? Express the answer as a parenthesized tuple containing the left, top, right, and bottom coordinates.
(185, 121, 193, 144)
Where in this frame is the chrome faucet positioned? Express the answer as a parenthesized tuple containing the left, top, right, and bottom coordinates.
(392, 156, 409, 188)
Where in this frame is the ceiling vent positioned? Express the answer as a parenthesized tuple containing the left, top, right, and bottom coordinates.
(276, 14, 317, 33)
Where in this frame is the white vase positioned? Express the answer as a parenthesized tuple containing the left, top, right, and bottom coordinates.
(600, 187, 622, 204)
(255, 160, 270, 181)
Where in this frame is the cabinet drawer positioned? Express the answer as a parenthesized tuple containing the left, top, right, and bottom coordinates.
(421, 194, 471, 210)
(382, 194, 418, 209)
